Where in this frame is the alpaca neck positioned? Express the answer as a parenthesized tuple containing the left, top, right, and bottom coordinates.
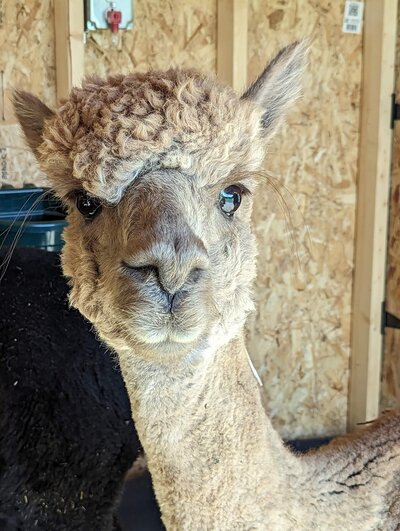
(118, 333, 301, 529)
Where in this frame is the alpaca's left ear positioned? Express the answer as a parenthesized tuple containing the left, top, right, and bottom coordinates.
(242, 40, 308, 136)
(13, 90, 55, 158)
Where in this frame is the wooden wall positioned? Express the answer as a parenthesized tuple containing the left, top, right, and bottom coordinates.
(85, 1, 216, 75)
(0, 0, 56, 187)
(0, 0, 365, 438)
(247, 0, 362, 438)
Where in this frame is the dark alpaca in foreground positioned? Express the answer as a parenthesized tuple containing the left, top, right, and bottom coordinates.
(0, 248, 139, 530)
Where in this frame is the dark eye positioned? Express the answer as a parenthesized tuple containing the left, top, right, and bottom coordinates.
(76, 192, 102, 220)
(219, 185, 242, 217)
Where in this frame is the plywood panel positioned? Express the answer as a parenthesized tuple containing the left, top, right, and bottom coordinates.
(0, 0, 56, 188)
(382, 331, 400, 408)
(246, 0, 362, 439)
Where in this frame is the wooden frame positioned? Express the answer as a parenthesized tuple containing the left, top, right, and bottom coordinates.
(217, 0, 248, 92)
(54, 0, 85, 101)
(348, 0, 398, 430)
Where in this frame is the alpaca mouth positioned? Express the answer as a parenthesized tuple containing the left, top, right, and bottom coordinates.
(125, 307, 207, 355)
(122, 284, 209, 347)
(135, 322, 202, 346)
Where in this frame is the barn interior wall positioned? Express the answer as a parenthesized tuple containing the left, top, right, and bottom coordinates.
(0, 0, 56, 187)
(247, 0, 362, 438)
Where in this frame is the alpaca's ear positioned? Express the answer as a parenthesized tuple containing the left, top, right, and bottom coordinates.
(13, 90, 55, 158)
(242, 41, 308, 136)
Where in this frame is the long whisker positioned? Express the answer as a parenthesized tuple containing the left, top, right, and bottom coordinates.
(268, 171, 313, 263)
(247, 169, 313, 273)
(0, 190, 45, 239)
(0, 190, 52, 283)
(0, 191, 48, 273)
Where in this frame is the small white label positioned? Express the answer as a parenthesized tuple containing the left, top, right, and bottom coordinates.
(342, 1, 364, 34)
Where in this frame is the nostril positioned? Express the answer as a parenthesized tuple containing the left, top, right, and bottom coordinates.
(188, 267, 204, 284)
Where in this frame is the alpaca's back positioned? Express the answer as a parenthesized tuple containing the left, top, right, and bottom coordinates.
(300, 410, 400, 529)
(0, 248, 139, 529)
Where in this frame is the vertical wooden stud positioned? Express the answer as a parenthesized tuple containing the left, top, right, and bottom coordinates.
(217, 0, 248, 92)
(348, 0, 398, 430)
(54, 0, 85, 101)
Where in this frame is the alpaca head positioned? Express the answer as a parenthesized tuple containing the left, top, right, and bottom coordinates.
(14, 42, 306, 363)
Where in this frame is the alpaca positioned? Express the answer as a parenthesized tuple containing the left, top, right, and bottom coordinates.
(0, 247, 139, 530)
(13, 42, 400, 529)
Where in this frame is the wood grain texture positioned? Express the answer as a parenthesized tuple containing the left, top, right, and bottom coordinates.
(0, 0, 55, 187)
(54, 0, 85, 101)
(217, 0, 248, 92)
(84, 0, 217, 76)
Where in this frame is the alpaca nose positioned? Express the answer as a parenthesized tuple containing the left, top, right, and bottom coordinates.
(125, 263, 204, 294)
(123, 234, 209, 298)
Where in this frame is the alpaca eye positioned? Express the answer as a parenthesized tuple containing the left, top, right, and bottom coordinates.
(219, 185, 242, 216)
(76, 192, 102, 220)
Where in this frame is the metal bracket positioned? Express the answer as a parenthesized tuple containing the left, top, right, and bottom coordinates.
(391, 93, 400, 129)
(381, 301, 400, 334)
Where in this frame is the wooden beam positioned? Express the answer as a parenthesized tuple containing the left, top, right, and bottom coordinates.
(54, 0, 85, 101)
(348, 0, 398, 430)
(217, 0, 248, 92)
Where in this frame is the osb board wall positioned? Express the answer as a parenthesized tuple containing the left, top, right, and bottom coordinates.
(246, 0, 362, 439)
(0, 0, 362, 439)
(381, 3, 400, 410)
(84, 0, 216, 76)
(0, 0, 56, 188)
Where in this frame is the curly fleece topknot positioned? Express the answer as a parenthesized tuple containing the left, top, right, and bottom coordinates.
(38, 69, 266, 202)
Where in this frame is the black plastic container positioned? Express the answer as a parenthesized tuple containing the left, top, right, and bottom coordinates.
(0, 188, 67, 252)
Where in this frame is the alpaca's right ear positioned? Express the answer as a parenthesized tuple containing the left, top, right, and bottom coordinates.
(13, 91, 55, 158)
(242, 40, 308, 137)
